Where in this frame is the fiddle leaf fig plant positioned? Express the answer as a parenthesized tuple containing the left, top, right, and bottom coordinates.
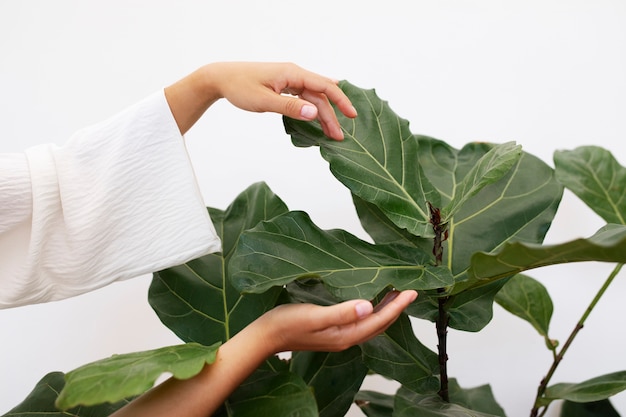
(5, 82, 626, 417)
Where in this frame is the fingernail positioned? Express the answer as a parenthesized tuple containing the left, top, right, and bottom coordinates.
(300, 104, 317, 119)
(355, 301, 373, 318)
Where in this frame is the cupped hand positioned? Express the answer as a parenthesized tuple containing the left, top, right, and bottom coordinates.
(257, 290, 418, 354)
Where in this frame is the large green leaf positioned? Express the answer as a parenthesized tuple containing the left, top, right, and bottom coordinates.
(284, 81, 440, 237)
(291, 347, 368, 417)
(494, 274, 553, 337)
(554, 145, 626, 224)
(149, 182, 287, 344)
(543, 371, 626, 404)
(230, 211, 453, 300)
(55, 342, 220, 409)
(2, 372, 130, 417)
(393, 385, 502, 416)
(469, 223, 626, 285)
(360, 313, 440, 394)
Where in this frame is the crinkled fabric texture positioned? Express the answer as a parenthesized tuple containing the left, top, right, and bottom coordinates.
(0, 90, 221, 309)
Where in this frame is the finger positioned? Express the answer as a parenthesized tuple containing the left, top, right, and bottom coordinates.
(299, 90, 345, 140)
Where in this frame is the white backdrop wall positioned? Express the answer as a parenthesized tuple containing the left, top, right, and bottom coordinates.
(1, 1, 626, 416)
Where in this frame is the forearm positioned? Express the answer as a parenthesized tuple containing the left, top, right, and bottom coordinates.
(110, 319, 273, 417)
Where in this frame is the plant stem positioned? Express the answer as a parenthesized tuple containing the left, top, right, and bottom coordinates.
(436, 289, 450, 402)
(428, 202, 450, 402)
(529, 263, 624, 417)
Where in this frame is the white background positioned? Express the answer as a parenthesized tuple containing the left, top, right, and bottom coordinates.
(1, 1, 626, 416)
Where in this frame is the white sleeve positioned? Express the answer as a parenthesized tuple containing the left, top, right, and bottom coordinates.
(0, 90, 221, 309)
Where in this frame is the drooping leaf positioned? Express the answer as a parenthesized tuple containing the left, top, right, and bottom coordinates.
(231, 211, 453, 300)
(469, 223, 626, 285)
(149, 182, 287, 344)
(284, 81, 440, 237)
(442, 141, 522, 220)
(542, 371, 626, 404)
(354, 391, 395, 417)
(2, 372, 130, 417)
(494, 274, 553, 337)
(291, 347, 368, 417)
(223, 371, 318, 417)
(360, 313, 440, 394)
(448, 379, 506, 416)
(554, 145, 626, 225)
(55, 342, 220, 409)
(393, 385, 502, 416)
(559, 399, 621, 417)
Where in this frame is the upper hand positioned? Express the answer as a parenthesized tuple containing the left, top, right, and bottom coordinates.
(205, 62, 357, 140)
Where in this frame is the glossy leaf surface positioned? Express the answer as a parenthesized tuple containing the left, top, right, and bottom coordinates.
(149, 182, 287, 344)
(2, 372, 130, 417)
(56, 342, 219, 409)
(494, 274, 553, 337)
(554, 145, 626, 224)
(393, 386, 502, 416)
(285, 81, 440, 237)
(543, 371, 626, 404)
(231, 211, 453, 300)
(469, 224, 626, 285)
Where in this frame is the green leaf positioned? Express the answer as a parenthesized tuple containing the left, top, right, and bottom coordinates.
(442, 141, 522, 220)
(354, 391, 395, 417)
(554, 145, 626, 225)
(149, 182, 287, 344)
(560, 399, 620, 417)
(224, 371, 318, 417)
(291, 347, 368, 417)
(469, 223, 626, 285)
(55, 342, 220, 409)
(393, 386, 502, 416)
(544, 371, 626, 404)
(361, 313, 440, 394)
(2, 372, 130, 417)
(230, 211, 453, 300)
(446, 279, 510, 332)
(494, 274, 553, 337)
(284, 81, 440, 237)
(448, 379, 506, 416)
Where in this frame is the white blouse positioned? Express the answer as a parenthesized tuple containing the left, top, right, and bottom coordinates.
(0, 91, 221, 309)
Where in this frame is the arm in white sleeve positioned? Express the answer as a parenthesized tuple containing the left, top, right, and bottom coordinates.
(0, 91, 221, 309)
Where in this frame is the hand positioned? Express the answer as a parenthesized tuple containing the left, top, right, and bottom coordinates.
(165, 62, 357, 140)
(256, 290, 418, 354)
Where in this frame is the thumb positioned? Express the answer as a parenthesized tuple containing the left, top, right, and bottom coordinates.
(259, 91, 318, 120)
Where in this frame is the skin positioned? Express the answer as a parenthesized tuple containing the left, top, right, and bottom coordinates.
(109, 62, 413, 416)
(164, 61, 357, 140)
(110, 290, 417, 417)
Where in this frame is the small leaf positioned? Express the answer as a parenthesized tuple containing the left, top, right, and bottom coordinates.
(447, 279, 510, 332)
(494, 274, 553, 337)
(285, 81, 440, 237)
(469, 223, 626, 285)
(544, 371, 626, 403)
(554, 145, 626, 225)
(230, 211, 453, 300)
(361, 313, 440, 394)
(55, 342, 220, 409)
(442, 141, 522, 220)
